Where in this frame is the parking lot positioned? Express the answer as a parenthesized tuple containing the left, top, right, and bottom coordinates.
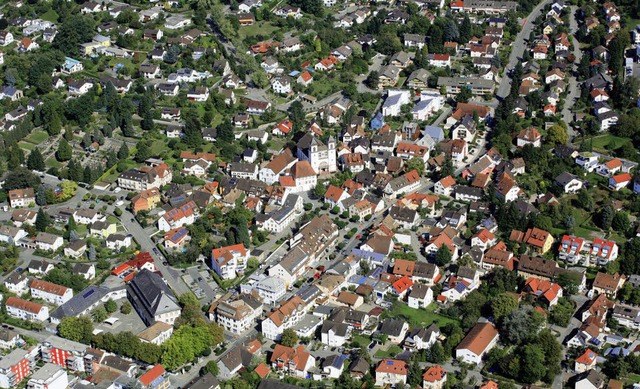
(182, 265, 218, 303)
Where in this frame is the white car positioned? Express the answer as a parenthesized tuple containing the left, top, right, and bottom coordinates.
(114, 187, 122, 193)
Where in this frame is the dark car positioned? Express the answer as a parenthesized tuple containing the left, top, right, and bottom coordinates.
(162, 261, 168, 266)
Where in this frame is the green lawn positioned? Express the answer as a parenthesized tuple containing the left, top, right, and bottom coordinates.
(624, 373, 640, 385)
(351, 334, 371, 349)
(45, 157, 62, 169)
(385, 302, 459, 328)
(374, 345, 403, 359)
(40, 9, 59, 23)
(150, 140, 167, 156)
(25, 131, 49, 145)
(18, 142, 34, 151)
(589, 134, 631, 152)
(239, 21, 279, 38)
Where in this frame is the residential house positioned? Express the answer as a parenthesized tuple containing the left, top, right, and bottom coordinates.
(455, 322, 499, 365)
(375, 359, 408, 387)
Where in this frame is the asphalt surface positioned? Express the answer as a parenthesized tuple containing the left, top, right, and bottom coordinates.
(496, 0, 553, 99)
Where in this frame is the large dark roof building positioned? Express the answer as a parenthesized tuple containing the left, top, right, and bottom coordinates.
(126, 269, 181, 326)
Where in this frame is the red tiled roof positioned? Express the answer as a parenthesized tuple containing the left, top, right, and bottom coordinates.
(139, 365, 165, 386)
(423, 366, 447, 382)
(376, 359, 408, 375)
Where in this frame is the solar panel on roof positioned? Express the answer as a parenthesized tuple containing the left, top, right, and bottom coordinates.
(83, 289, 95, 298)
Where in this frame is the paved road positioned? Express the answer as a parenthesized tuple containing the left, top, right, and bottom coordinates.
(118, 208, 192, 296)
(561, 6, 583, 139)
(496, 0, 552, 99)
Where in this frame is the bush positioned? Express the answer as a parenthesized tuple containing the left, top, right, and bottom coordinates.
(114, 208, 123, 217)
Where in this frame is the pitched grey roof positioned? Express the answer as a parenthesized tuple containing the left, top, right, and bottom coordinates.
(379, 318, 407, 337)
(321, 320, 350, 337)
(126, 269, 180, 326)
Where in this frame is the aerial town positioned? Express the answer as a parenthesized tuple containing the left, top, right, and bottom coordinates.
(0, 0, 639, 389)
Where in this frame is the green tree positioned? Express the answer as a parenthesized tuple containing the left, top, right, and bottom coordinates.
(280, 328, 299, 347)
(365, 71, 379, 89)
(121, 301, 133, 314)
(217, 120, 234, 143)
(612, 212, 630, 233)
(500, 306, 545, 345)
(549, 297, 574, 327)
(405, 158, 425, 176)
(36, 185, 47, 206)
(68, 159, 83, 183)
(134, 141, 152, 162)
(3, 167, 41, 190)
(547, 123, 569, 145)
(117, 142, 129, 160)
(184, 116, 204, 147)
(491, 293, 519, 321)
(519, 344, 546, 383)
(434, 245, 452, 266)
(92, 306, 108, 322)
(252, 70, 269, 89)
(35, 208, 51, 232)
(204, 360, 219, 376)
(456, 88, 473, 103)
(27, 148, 46, 171)
(57, 139, 73, 162)
(440, 157, 454, 178)
(175, 292, 206, 328)
(105, 299, 118, 314)
(58, 316, 94, 344)
(53, 14, 96, 56)
(313, 182, 327, 198)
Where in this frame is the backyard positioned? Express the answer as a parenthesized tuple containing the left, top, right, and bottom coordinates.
(384, 302, 459, 328)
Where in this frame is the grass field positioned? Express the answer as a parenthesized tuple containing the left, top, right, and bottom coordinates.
(25, 131, 49, 145)
(45, 157, 62, 169)
(351, 334, 371, 349)
(150, 140, 167, 156)
(18, 142, 34, 151)
(40, 9, 59, 23)
(385, 302, 459, 328)
(374, 345, 403, 359)
(239, 21, 279, 38)
(589, 134, 631, 151)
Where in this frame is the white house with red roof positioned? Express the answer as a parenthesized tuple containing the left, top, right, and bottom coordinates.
(157, 201, 198, 232)
(434, 175, 456, 196)
(455, 322, 499, 365)
(375, 359, 408, 387)
(598, 158, 623, 176)
(390, 276, 413, 299)
(423, 366, 447, 389)
(138, 364, 170, 389)
(111, 252, 156, 282)
(609, 173, 631, 191)
(574, 349, 598, 373)
(210, 244, 249, 280)
(471, 229, 497, 251)
(297, 71, 313, 86)
(272, 119, 294, 136)
(428, 53, 451, 68)
(560, 235, 620, 267)
(523, 277, 563, 306)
